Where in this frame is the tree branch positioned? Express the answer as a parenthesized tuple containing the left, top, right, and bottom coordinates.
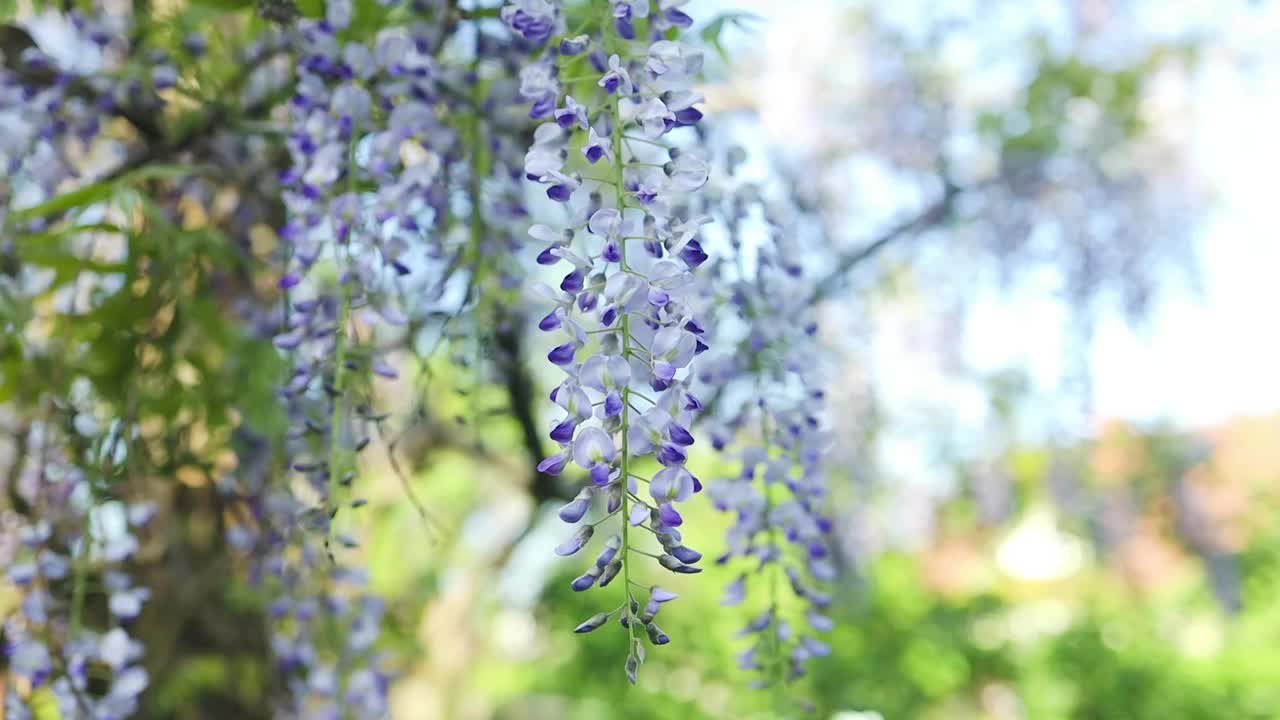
(492, 318, 564, 504)
(702, 181, 964, 420)
(103, 70, 290, 185)
(805, 179, 961, 306)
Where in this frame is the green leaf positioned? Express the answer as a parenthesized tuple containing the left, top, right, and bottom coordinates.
(297, 0, 324, 18)
(19, 244, 128, 276)
(129, 163, 220, 181)
(347, 0, 393, 39)
(188, 0, 252, 9)
(10, 164, 214, 223)
(10, 179, 118, 222)
(698, 11, 763, 63)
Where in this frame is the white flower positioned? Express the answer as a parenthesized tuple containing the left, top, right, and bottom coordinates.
(572, 427, 617, 468)
(647, 41, 702, 80)
(99, 628, 143, 670)
(666, 151, 710, 192)
(519, 60, 559, 100)
(651, 466, 696, 503)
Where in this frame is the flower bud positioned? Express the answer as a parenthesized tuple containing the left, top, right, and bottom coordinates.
(670, 545, 701, 564)
(645, 623, 670, 646)
(640, 598, 660, 623)
(595, 535, 621, 568)
(650, 586, 678, 603)
(658, 553, 701, 574)
(624, 653, 639, 685)
(570, 566, 601, 592)
(557, 488, 592, 523)
(554, 525, 594, 556)
(606, 484, 623, 513)
(598, 559, 622, 587)
(574, 612, 609, 633)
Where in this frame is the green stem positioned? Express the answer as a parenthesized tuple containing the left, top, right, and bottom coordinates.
(327, 125, 361, 547)
(457, 6, 501, 20)
(68, 492, 94, 641)
(327, 288, 351, 535)
(604, 6, 639, 672)
(70, 418, 124, 640)
(761, 404, 787, 713)
(466, 68, 488, 440)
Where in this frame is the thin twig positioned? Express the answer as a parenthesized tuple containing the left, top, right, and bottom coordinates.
(805, 180, 961, 305)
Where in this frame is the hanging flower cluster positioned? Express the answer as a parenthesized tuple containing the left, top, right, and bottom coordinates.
(711, 400, 835, 687)
(0, 9, 161, 717)
(3, 441, 155, 719)
(256, 1, 551, 713)
(1, 0, 842, 712)
(261, 4, 436, 714)
(271, 0, 542, 511)
(506, 0, 715, 682)
(698, 182, 837, 697)
(0, 9, 131, 232)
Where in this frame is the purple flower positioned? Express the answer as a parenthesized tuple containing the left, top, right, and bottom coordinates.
(807, 610, 834, 632)
(555, 525, 594, 556)
(680, 240, 709, 267)
(651, 466, 695, 503)
(539, 308, 563, 331)
(589, 464, 612, 486)
(554, 96, 589, 129)
(656, 442, 687, 466)
(575, 612, 609, 633)
(722, 575, 746, 606)
(646, 624, 670, 645)
(560, 269, 585, 292)
(548, 342, 578, 365)
(595, 535, 622, 568)
(599, 559, 623, 587)
(651, 586, 678, 603)
(669, 545, 701, 564)
(560, 35, 589, 55)
(571, 566, 602, 591)
(600, 305, 619, 326)
(572, 427, 617, 469)
(658, 502, 683, 527)
(658, 553, 701, 574)
(603, 392, 624, 417)
(668, 423, 694, 446)
(502, 0, 560, 45)
(584, 127, 613, 164)
(598, 54, 633, 95)
(547, 183, 574, 202)
(629, 503, 650, 526)
(664, 8, 693, 28)
(558, 489, 591, 523)
(550, 417, 578, 443)
(603, 241, 622, 263)
(109, 586, 151, 619)
(538, 452, 570, 475)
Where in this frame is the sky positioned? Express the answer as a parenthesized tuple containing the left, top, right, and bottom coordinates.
(1083, 31, 1280, 428)
(697, 0, 1280, 437)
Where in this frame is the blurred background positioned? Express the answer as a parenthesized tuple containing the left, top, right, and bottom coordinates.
(4, 0, 1280, 718)
(365, 1, 1280, 717)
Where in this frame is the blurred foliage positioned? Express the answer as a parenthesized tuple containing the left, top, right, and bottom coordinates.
(337, 419, 1280, 719)
(1, 0, 1275, 718)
